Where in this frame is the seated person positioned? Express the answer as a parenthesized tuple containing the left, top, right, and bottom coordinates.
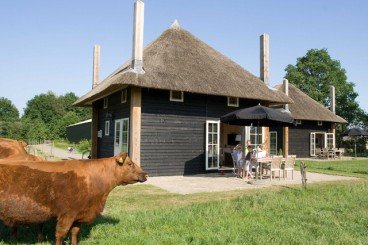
(255, 144, 267, 159)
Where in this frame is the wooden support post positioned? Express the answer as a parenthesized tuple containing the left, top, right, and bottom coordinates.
(129, 87, 142, 165)
(283, 126, 289, 157)
(332, 123, 336, 148)
(263, 127, 270, 153)
(91, 106, 98, 159)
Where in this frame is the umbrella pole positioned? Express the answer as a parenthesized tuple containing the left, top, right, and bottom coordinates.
(355, 139, 357, 158)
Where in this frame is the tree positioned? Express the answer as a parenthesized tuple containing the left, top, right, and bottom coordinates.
(53, 111, 81, 139)
(23, 91, 65, 125)
(0, 97, 19, 121)
(285, 49, 367, 126)
(60, 92, 91, 120)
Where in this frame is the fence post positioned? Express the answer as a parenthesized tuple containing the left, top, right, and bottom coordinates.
(300, 161, 307, 188)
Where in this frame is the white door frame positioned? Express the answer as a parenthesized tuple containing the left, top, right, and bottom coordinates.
(310, 132, 335, 156)
(205, 120, 220, 170)
(114, 118, 129, 155)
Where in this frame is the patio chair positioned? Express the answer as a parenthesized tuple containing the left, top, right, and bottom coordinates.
(283, 155, 296, 180)
(320, 148, 328, 159)
(315, 148, 322, 158)
(263, 156, 282, 181)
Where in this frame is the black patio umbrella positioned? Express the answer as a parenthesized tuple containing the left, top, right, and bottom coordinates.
(341, 127, 368, 158)
(220, 104, 295, 127)
(221, 104, 295, 156)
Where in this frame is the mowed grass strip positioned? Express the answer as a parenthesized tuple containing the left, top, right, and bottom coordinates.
(84, 181, 368, 244)
(296, 159, 368, 178)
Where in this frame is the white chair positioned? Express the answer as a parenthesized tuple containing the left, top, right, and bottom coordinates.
(284, 155, 296, 180)
(264, 156, 282, 181)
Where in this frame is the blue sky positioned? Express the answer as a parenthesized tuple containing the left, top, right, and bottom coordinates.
(1, 0, 367, 114)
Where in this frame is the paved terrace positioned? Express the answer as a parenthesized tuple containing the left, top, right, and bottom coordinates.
(145, 172, 357, 194)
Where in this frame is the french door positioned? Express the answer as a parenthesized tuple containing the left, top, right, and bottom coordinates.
(310, 132, 335, 156)
(114, 118, 129, 155)
(206, 120, 220, 170)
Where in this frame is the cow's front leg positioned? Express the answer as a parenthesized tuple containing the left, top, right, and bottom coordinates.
(55, 215, 75, 245)
(37, 224, 44, 242)
(70, 222, 81, 245)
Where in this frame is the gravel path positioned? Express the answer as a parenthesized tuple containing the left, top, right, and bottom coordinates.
(33, 144, 83, 160)
(145, 172, 358, 194)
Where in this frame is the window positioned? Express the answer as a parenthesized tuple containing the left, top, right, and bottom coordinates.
(227, 97, 239, 107)
(296, 119, 302, 125)
(121, 89, 127, 104)
(103, 97, 108, 109)
(170, 91, 184, 102)
(317, 121, 323, 126)
(249, 126, 263, 148)
(105, 121, 110, 136)
(269, 131, 277, 155)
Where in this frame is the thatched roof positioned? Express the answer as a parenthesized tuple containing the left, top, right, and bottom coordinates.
(274, 83, 346, 123)
(75, 23, 293, 106)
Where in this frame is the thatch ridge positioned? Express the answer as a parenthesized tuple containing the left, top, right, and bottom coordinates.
(274, 83, 346, 123)
(75, 26, 293, 106)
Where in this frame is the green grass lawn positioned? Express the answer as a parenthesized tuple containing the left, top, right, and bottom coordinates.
(1, 160, 368, 244)
(296, 159, 368, 178)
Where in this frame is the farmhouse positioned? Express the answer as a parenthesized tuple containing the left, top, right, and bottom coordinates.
(270, 81, 346, 158)
(75, 1, 293, 176)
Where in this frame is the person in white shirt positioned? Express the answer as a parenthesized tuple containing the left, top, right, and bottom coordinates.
(255, 144, 267, 159)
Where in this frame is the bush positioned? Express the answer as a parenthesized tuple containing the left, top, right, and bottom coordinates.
(76, 139, 91, 153)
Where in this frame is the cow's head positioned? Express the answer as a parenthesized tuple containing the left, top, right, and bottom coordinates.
(115, 152, 148, 185)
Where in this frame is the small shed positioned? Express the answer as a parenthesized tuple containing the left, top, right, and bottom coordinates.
(66, 119, 92, 143)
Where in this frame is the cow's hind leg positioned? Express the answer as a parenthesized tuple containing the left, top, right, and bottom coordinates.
(55, 215, 75, 245)
(70, 222, 81, 245)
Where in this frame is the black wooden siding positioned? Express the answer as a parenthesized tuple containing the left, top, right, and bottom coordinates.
(96, 89, 130, 158)
(271, 120, 332, 158)
(141, 88, 258, 176)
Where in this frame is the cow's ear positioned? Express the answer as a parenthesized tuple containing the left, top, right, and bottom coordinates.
(115, 152, 127, 165)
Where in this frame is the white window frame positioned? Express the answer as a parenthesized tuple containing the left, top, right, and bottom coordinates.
(245, 126, 264, 149)
(296, 119, 302, 125)
(326, 133, 335, 149)
(227, 97, 239, 107)
(205, 120, 220, 170)
(310, 132, 316, 156)
(170, 91, 184, 102)
(114, 118, 129, 155)
(121, 89, 127, 104)
(317, 121, 323, 126)
(105, 121, 110, 136)
(103, 97, 108, 109)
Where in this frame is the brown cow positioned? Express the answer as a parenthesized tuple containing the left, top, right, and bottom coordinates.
(0, 152, 147, 245)
(0, 138, 41, 161)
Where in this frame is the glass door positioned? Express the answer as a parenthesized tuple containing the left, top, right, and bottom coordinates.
(206, 120, 220, 170)
(114, 118, 129, 155)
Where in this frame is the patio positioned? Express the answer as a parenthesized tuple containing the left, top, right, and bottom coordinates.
(144, 172, 357, 194)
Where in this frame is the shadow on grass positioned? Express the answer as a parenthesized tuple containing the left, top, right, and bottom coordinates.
(0, 215, 119, 244)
